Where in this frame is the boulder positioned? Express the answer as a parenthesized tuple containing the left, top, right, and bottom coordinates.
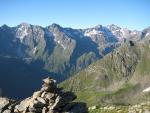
(32, 91, 42, 99)
(37, 97, 46, 104)
(32, 100, 45, 108)
(0, 98, 11, 112)
(88, 105, 98, 110)
(42, 107, 47, 113)
(41, 77, 57, 92)
(15, 97, 32, 112)
(43, 77, 56, 85)
(45, 93, 55, 100)
(3, 109, 11, 113)
(41, 91, 46, 98)
(49, 96, 62, 110)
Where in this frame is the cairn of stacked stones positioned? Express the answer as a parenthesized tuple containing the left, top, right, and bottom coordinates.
(0, 77, 84, 113)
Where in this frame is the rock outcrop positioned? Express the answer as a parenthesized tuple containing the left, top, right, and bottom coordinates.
(0, 77, 88, 113)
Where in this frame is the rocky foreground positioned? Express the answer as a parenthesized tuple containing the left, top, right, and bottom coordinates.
(0, 77, 88, 113)
(0, 77, 149, 113)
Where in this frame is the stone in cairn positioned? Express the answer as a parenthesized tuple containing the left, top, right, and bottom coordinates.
(41, 77, 57, 92)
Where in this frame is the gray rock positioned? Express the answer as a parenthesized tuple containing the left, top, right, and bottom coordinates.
(28, 107, 36, 112)
(3, 109, 11, 113)
(15, 97, 31, 112)
(41, 77, 57, 92)
(32, 91, 42, 99)
(28, 107, 42, 113)
(45, 93, 55, 100)
(49, 96, 65, 110)
(8, 101, 20, 110)
(88, 105, 98, 110)
(48, 99, 55, 105)
(37, 97, 46, 104)
(43, 77, 56, 85)
(42, 107, 47, 113)
(41, 91, 46, 98)
(0, 98, 11, 112)
(33, 100, 45, 108)
(41, 85, 56, 92)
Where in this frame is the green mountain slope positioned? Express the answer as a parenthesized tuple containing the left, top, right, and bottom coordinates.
(60, 39, 150, 106)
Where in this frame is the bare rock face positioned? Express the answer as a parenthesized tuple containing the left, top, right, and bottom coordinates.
(0, 77, 87, 113)
(0, 98, 11, 112)
(0, 97, 16, 113)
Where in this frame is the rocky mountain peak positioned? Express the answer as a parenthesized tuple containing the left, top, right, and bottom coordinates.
(16, 23, 32, 42)
(47, 23, 63, 35)
(1, 24, 9, 28)
(50, 23, 62, 29)
(94, 24, 103, 30)
(19, 22, 31, 27)
(107, 24, 121, 30)
(0, 24, 12, 32)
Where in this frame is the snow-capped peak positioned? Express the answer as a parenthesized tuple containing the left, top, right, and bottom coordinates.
(16, 23, 30, 42)
(107, 24, 121, 31)
(94, 24, 102, 30)
(106, 25, 131, 41)
(84, 29, 101, 37)
(54, 38, 67, 50)
(20, 22, 30, 27)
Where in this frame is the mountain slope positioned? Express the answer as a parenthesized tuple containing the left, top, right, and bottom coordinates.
(60, 38, 150, 106)
(0, 23, 149, 99)
(0, 23, 145, 79)
(0, 23, 114, 79)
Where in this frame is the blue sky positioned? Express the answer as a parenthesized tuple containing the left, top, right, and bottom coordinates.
(0, 0, 150, 30)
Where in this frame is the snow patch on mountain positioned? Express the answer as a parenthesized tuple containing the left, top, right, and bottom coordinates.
(33, 47, 37, 54)
(107, 25, 131, 42)
(84, 29, 101, 37)
(54, 38, 66, 50)
(145, 33, 150, 37)
(16, 23, 30, 42)
(131, 31, 137, 35)
(143, 86, 150, 92)
(18, 26, 28, 38)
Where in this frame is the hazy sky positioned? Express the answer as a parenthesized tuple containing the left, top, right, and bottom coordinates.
(0, 0, 150, 30)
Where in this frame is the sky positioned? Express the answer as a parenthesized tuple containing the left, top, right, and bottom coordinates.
(0, 0, 150, 30)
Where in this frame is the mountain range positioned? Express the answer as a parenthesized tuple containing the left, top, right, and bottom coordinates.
(0, 23, 150, 99)
(60, 36, 150, 106)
